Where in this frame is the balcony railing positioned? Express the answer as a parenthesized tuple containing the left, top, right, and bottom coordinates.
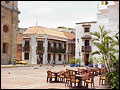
(23, 45, 30, 52)
(81, 46, 91, 52)
(36, 47, 44, 52)
(67, 50, 75, 54)
(48, 47, 66, 53)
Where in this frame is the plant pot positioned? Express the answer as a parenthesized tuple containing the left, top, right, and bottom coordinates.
(70, 64, 75, 67)
(75, 64, 79, 67)
(88, 64, 93, 67)
(95, 64, 98, 68)
(101, 64, 104, 68)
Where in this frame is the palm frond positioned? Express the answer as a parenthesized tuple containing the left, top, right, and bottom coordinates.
(90, 32, 100, 39)
(91, 51, 100, 55)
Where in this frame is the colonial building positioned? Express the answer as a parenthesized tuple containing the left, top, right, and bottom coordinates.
(1, 1, 20, 64)
(22, 26, 75, 64)
(75, 1, 119, 66)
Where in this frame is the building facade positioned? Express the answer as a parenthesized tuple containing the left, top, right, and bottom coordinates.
(1, 1, 20, 64)
(17, 28, 27, 60)
(75, 1, 119, 66)
(22, 26, 75, 64)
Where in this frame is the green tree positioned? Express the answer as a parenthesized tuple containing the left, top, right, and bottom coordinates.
(91, 25, 119, 89)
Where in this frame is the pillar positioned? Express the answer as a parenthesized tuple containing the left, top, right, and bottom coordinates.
(43, 36, 48, 64)
(30, 35, 37, 64)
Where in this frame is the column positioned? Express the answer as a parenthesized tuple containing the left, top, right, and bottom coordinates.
(43, 36, 48, 64)
(30, 35, 37, 64)
(66, 41, 68, 63)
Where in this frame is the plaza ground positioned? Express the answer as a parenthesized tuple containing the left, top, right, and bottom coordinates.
(1, 64, 110, 89)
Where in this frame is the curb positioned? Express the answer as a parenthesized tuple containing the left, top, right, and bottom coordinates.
(1, 64, 34, 68)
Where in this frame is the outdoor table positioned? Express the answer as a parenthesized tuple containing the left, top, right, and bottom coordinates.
(52, 71, 59, 82)
(75, 74, 88, 88)
(72, 70, 79, 74)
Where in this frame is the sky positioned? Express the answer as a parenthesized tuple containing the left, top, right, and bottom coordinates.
(18, 1, 100, 29)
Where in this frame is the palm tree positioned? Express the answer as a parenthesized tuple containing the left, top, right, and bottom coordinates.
(90, 25, 119, 72)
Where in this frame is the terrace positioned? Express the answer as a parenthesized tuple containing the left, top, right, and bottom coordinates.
(1, 64, 110, 89)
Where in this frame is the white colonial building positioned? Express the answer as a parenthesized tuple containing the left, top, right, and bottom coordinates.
(22, 26, 75, 64)
(75, 1, 119, 66)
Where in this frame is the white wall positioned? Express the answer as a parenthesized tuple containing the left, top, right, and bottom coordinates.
(75, 1, 119, 66)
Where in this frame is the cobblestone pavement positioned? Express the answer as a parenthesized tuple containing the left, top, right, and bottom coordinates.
(1, 64, 110, 89)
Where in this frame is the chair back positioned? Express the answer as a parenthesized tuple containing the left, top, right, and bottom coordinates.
(78, 68, 86, 74)
(78, 68, 82, 75)
(82, 73, 88, 80)
(69, 70, 75, 76)
(64, 72, 70, 79)
(47, 70, 52, 78)
(59, 70, 65, 76)
(66, 69, 69, 73)
(70, 75, 76, 83)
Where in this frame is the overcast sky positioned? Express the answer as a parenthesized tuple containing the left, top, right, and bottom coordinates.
(18, 1, 100, 29)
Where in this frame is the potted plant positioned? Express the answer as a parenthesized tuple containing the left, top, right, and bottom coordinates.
(94, 57, 99, 68)
(70, 56, 75, 67)
(100, 56, 105, 68)
(75, 58, 81, 67)
(88, 57, 93, 67)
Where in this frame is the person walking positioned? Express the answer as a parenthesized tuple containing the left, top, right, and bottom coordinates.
(13, 57, 16, 65)
(63, 60, 66, 67)
(51, 59, 54, 67)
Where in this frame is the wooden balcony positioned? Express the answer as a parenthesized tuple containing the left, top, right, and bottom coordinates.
(23, 45, 30, 52)
(36, 47, 44, 52)
(67, 50, 75, 54)
(81, 46, 91, 52)
(48, 47, 66, 53)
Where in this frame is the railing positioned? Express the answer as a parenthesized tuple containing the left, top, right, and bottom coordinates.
(36, 47, 44, 52)
(67, 50, 75, 54)
(23, 45, 30, 52)
(81, 46, 91, 52)
(48, 47, 66, 53)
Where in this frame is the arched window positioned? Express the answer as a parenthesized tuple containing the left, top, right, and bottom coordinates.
(3, 25, 8, 32)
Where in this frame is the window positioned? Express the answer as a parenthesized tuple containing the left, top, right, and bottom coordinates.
(3, 43, 8, 53)
(85, 40, 89, 46)
(24, 53, 29, 60)
(58, 54, 61, 61)
(38, 41, 43, 47)
(48, 53, 51, 61)
(48, 41, 51, 50)
(3, 25, 8, 32)
(84, 28, 89, 32)
(25, 41, 29, 45)
(53, 54, 55, 61)
(59, 43, 62, 48)
(54, 42, 56, 48)
(64, 43, 66, 49)
(68, 43, 71, 51)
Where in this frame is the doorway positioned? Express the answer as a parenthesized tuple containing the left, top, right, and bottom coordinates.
(84, 53, 89, 66)
(37, 52, 43, 64)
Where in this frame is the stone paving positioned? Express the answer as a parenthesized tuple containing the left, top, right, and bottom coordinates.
(1, 64, 110, 89)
